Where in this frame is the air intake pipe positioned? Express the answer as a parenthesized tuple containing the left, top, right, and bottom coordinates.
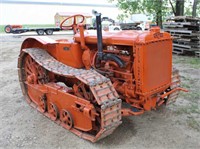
(92, 10, 125, 68)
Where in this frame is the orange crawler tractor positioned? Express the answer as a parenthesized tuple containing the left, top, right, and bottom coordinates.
(18, 11, 187, 142)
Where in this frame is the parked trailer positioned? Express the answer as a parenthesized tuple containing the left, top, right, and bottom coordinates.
(4, 25, 61, 35)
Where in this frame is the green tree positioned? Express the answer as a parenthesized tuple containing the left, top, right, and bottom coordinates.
(109, 0, 169, 28)
(184, 0, 193, 16)
(109, 0, 199, 28)
(117, 14, 128, 22)
(183, 0, 200, 17)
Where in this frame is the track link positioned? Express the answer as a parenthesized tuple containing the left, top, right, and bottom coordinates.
(18, 48, 122, 142)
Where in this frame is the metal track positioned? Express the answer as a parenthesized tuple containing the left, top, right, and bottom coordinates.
(18, 48, 122, 142)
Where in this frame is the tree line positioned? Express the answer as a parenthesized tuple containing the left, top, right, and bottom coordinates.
(109, 0, 200, 27)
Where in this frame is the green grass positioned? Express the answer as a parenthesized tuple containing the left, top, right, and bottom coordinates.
(180, 91, 200, 101)
(182, 82, 191, 89)
(173, 55, 200, 69)
(187, 116, 200, 131)
(180, 74, 199, 100)
(0, 25, 4, 33)
(180, 75, 200, 103)
(175, 101, 200, 131)
(0, 24, 55, 33)
(176, 103, 200, 115)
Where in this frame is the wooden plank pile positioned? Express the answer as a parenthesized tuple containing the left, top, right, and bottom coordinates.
(163, 16, 200, 57)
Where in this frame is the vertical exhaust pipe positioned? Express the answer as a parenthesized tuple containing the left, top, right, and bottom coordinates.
(92, 10, 125, 68)
(92, 10, 103, 61)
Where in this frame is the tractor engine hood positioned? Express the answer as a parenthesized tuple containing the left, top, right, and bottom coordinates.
(74, 28, 172, 46)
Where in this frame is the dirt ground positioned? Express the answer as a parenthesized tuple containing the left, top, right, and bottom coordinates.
(0, 33, 200, 149)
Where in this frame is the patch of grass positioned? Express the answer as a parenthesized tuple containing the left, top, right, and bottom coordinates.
(179, 75, 200, 102)
(0, 25, 4, 33)
(190, 104, 200, 114)
(173, 55, 200, 69)
(0, 24, 55, 33)
(181, 83, 191, 89)
(181, 75, 192, 81)
(188, 58, 200, 65)
(180, 91, 200, 105)
(187, 117, 200, 131)
(176, 103, 200, 115)
(176, 106, 188, 115)
(22, 24, 55, 28)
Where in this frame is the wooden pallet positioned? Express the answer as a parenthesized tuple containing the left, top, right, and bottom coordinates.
(172, 48, 184, 55)
(164, 29, 200, 36)
(166, 16, 200, 22)
(164, 16, 200, 56)
(173, 48, 196, 56)
(173, 38, 200, 42)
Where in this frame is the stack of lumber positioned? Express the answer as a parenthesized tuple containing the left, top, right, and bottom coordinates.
(163, 16, 200, 57)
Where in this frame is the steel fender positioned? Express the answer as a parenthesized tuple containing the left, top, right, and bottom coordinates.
(21, 36, 57, 51)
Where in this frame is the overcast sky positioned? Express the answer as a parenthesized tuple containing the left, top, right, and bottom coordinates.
(0, 0, 120, 25)
(1, 0, 116, 6)
(2, 0, 115, 4)
(0, 0, 149, 25)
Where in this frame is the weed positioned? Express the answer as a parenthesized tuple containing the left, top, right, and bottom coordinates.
(187, 117, 200, 131)
(189, 104, 200, 114)
(182, 83, 191, 89)
(173, 55, 200, 69)
(180, 91, 200, 103)
(176, 103, 200, 115)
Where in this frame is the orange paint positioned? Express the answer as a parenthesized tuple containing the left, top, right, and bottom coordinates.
(18, 20, 187, 142)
